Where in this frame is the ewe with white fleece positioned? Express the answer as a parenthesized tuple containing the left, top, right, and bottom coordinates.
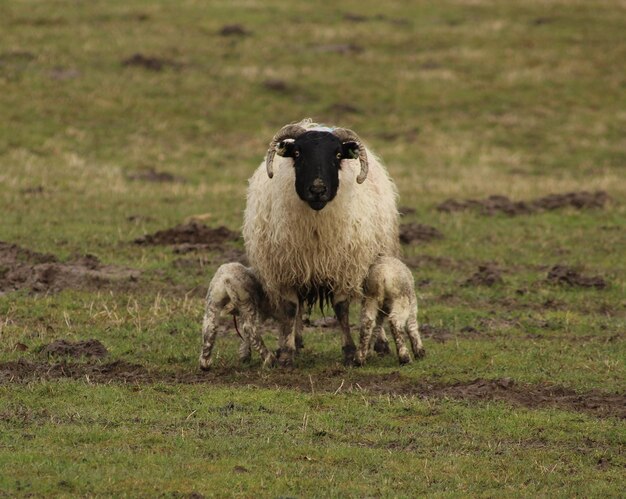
(243, 119, 399, 365)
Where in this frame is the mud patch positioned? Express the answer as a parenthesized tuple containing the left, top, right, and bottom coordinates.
(122, 53, 182, 71)
(134, 223, 240, 247)
(0, 242, 140, 295)
(399, 223, 444, 244)
(1, 360, 623, 419)
(218, 24, 251, 37)
(41, 339, 108, 359)
(437, 191, 610, 216)
(311, 44, 364, 55)
(126, 167, 185, 183)
(463, 264, 504, 287)
(546, 265, 607, 289)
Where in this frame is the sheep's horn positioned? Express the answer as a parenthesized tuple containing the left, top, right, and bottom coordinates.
(332, 128, 368, 184)
(265, 124, 307, 178)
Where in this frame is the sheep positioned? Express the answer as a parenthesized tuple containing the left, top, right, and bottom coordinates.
(243, 119, 399, 366)
(355, 256, 425, 366)
(199, 263, 276, 370)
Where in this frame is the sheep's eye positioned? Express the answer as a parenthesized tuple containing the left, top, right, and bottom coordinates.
(294, 150, 300, 158)
(336, 152, 342, 160)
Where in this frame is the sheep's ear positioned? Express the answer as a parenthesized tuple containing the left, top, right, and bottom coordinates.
(341, 141, 360, 160)
(276, 140, 296, 158)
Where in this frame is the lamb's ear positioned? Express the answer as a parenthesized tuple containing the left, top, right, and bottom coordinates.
(341, 141, 360, 160)
(276, 140, 296, 158)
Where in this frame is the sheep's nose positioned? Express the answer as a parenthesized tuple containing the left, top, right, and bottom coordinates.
(309, 179, 327, 196)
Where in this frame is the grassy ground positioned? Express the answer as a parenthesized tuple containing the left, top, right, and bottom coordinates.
(1, 0, 625, 496)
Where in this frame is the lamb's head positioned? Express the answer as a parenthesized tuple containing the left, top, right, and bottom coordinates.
(265, 123, 369, 211)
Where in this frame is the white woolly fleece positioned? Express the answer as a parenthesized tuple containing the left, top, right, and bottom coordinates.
(243, 120, 400, 306)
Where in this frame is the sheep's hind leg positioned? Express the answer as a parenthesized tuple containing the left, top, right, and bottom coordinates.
(355, 300, 378, 366)
(372, 318, 391, 356)
(277, 299, 298, 367)
(406, 313, 425, 359)
(237, 319, 252, 364)
(199, 303, 220, 370)
(333, 300, 356, 366)
(389, 315, 411, 365)
(241, 314, 276, 368)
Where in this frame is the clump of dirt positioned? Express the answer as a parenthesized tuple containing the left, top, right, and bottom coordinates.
(218, 24, 251, 36)
(398, 206, 416, 217)
(41, 339, 108, 359)
(437, 191, 610, 216)
(546, 265, 607, 289)
(262, 79, 290, 92)
(420, 324, 455, 343)
(326, 102, 361, 115)
(399, 223, 444, 244)
(122, 53, 181, 71)
(134, 223, 240, 247)
(311, 44, 364, 55)
(0, 242, 140, 295)
(2, 361, 624, 419)
(464, 264, 504, 287)
(126, 167, 185, 183)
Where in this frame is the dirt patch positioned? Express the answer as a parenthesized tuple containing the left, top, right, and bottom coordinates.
(1, 360, 623, 419)
(122, 53, 181, 71)
(0, 242, 140, 295)
(126, 167, 185, 183)
(398, 206, 416, 217)
(218, 24, 251, 37)
(342, 12, 411, 26)
(134, 222, 240, 247)
(311, 44, 364, 55)
(546, 265, 607, 289)
(437, 191, 610, 216)
(399, 223, 444, 244)
(41, 339, 108, 359)
(262, 79, 290, 92)
(463, 264, 504, 287)
(420, 324, 455, 343)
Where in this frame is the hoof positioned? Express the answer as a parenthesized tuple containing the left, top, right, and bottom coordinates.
(276, 348, 294, 367)
(353, 352, 366, 367)
(414, 347, 426, 359)
(342, 345, 356, 366)
(398, 351, 411, 365)
(295, 336, 305, 351)
(262, 353, 277, 368)
(198, 355, 212, 371)
(373, 338, 391, 356)
(239, 352, 252, 364)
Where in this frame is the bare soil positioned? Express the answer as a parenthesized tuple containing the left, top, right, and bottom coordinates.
(1, 359, 623, 419)
(0, 242, 140, 295)
(546, 265, 607, 289)
(218, 24, 251, 37)
(121, 53, 181, 71)
(463, 264, 504, 287)
(41, 339, 108, 359)
(437, 191, 610, 216)
(134, 222, 240, 247)
(399, 223, 444, 244)
(126, 167, 185, 183)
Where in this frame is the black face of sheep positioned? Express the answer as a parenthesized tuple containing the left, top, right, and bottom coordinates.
(277, 131, 360, 211)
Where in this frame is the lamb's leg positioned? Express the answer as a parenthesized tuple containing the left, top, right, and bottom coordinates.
(355, 300, 378, 366)
(333, 299, 356, 366)
(372, 320, 391, 356)
(406, 309, 425, 359)
(237, 320, 252, 363)
(277, 299, 298, 367)
(389, 314, 411, 365)
(199, 302, 220, 370)
(241, 311, 276, 368)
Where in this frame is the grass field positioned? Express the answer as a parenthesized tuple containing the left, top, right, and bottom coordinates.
(1, 0, 625, 496)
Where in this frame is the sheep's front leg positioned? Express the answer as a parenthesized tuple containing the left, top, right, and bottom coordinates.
(333, 299, 356, 366)
(355, 300, 378, 366)
(199, 302, 220, 370)
(277, 299, 299, 367)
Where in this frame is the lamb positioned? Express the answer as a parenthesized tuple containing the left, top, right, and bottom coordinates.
(199, 263, 276, 370)
(243, 119, 399, 366)
(355, 256, 425, 366)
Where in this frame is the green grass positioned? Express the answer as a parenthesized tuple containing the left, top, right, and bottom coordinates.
(1, 0, 625, 496)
